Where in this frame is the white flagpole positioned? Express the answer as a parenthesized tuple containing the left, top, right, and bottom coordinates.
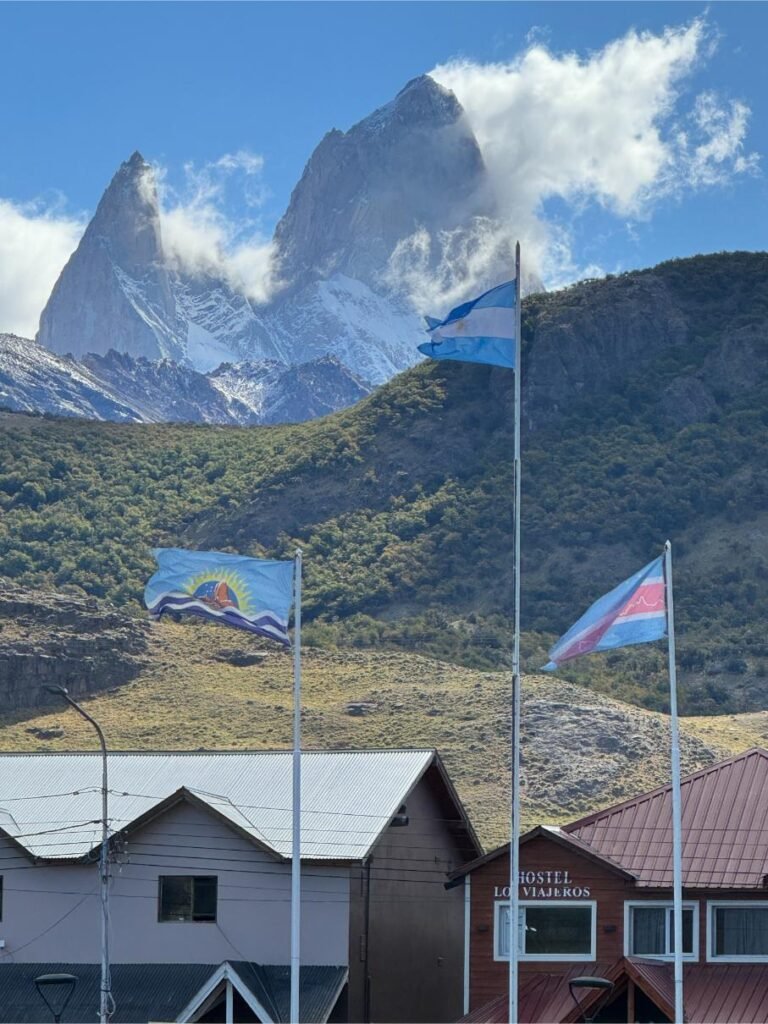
(290, 549, 303, 1024)
(664, 540, 684, 1024)
(508, 242, 523, 1024)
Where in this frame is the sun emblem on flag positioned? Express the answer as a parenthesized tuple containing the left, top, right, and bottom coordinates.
(187, 568, 253, 615)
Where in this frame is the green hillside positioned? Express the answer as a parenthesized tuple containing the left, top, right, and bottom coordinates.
(1, 251, 767, 715)
(0, 619, 736, 849)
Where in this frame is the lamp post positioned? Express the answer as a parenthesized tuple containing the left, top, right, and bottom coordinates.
(34, 973, 78, 1023)
(44, 686, 111, 1023)
(568, 976, 614, 1024)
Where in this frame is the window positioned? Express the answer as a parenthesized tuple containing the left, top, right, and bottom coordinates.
(158, 876, 217, 922)
(0, 876, 3, 920)
(495, 901, 596, 961)
(625, 902, 698, 960)
(708, 903, 768, 961)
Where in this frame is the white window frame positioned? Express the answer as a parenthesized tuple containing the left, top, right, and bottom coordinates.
(623, 901, 699, 961)
(707, 901, 768, 963)
(493, 900, 597, 962)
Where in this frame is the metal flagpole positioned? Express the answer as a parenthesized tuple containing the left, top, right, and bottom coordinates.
(508, 242, 523, 1024)
(664, 540, 685, 1024)
(290, 549, 303, 1024)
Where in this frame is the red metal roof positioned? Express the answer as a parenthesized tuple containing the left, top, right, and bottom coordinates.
(458, 962, 623, 1023)
(564, 748, 768, 888)
(627, 959, 768, 1024)
(459, 960, 768, 1023)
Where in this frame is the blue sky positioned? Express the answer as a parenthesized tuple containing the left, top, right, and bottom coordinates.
(0, 1, 766, 335)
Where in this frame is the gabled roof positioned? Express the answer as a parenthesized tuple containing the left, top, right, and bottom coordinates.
(0, 748, 480, 864)
(460, 958, 768, 1024)
(564, 747, 768, 888)
(458, 960, 624, 1023)
(0, 963, 214, 1024)
(0, 962, 348, 1024)
(448, 824, 636, 883)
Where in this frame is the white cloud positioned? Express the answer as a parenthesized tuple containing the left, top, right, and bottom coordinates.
(157, 151, 281, 304)
(418, 17, 759, 299)
(0, 199, 85, 338)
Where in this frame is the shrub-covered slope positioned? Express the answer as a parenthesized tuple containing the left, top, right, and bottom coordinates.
(1, 252, 766, 714)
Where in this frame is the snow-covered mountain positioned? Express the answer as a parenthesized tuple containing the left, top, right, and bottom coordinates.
(0, 333, 140, 421)
(38, 152, 187, 364)
(1, 334, 369, 425)
(23, 73, 516, 422)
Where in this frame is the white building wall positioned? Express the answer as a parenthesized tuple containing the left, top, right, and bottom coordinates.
(0, 801, 349, 965)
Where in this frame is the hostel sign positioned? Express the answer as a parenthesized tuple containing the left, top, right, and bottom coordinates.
(494, 870, 591, 899)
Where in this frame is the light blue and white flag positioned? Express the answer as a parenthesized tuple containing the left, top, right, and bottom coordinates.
(418, 280, 516, 369)
(145, 548, 294, 645)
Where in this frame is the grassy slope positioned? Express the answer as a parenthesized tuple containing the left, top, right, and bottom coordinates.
(1, 252, 768, 715)
(0, 618, 749, 849)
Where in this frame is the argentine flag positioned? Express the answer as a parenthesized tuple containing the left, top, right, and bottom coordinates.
(418, 280, 516, 369)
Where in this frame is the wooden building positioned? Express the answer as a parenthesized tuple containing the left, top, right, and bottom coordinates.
(0, 748, 480, 1023)
(450, 748, 768, 1023)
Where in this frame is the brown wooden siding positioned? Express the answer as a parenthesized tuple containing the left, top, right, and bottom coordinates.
(467, 834, 768, 1014)
(348, 764, 478, 1023)
(468, 835, 636, 1011)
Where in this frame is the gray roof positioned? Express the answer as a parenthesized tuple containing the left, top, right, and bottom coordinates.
(229, 963, 348, 1023)
(0, 962, 347, 1023)
(0, 962, 214, 1023)
(0, 748, 438, 861)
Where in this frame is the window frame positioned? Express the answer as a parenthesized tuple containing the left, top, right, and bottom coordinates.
(706, 901, 768, 963)
(623, 901, 699, 961)
(493, 900, 597, 962)
(158, 875, 218, 923)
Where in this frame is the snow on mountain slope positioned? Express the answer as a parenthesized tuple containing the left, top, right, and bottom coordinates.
(0, 334, 371, 426)
(0, 334, 140, 421)
(209, 355, 371, 424)
(252, 275, 423, 385)
(174, 276, 286, 369)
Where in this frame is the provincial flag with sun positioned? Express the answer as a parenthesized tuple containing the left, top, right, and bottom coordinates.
(144, 548, 294, 645)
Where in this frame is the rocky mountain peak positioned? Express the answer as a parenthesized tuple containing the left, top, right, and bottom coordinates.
(390, 74, 462, 125)
(87, 151, 163, 273)
(273, 75, 492, 293)
(37, 152, 184, 363)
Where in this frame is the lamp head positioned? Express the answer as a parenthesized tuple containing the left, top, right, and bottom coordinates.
(34, 974, 78, 1021)
(569, 978, 613, 991)
(43, 685, 69, 696)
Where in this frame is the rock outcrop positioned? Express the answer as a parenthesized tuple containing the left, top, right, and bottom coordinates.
(0, 585, 150, 710)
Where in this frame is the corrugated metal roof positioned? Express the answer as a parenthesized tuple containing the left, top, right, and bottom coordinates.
(626, 959, 768, 1024)
(0, 962, 214, 1023)
(565, 748, 768, 888)
(0, 749, 436, 862)
(231, 963, 348, 1024)
(458, 961, 623, 1024)
(0, 962, 347, 1024)
(459, 960, 768, 1024)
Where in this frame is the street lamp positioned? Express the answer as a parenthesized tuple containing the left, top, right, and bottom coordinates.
(44, 686, 112, 1023)
(568, 976, 614, 1024)
(34, 973, 78, 1023)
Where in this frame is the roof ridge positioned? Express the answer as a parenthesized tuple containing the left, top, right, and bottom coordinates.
(0, 747, 437, 757)
(563, 746, 768, 832)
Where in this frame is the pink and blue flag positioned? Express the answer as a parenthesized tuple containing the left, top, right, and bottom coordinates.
(543, 556, 666, 670)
